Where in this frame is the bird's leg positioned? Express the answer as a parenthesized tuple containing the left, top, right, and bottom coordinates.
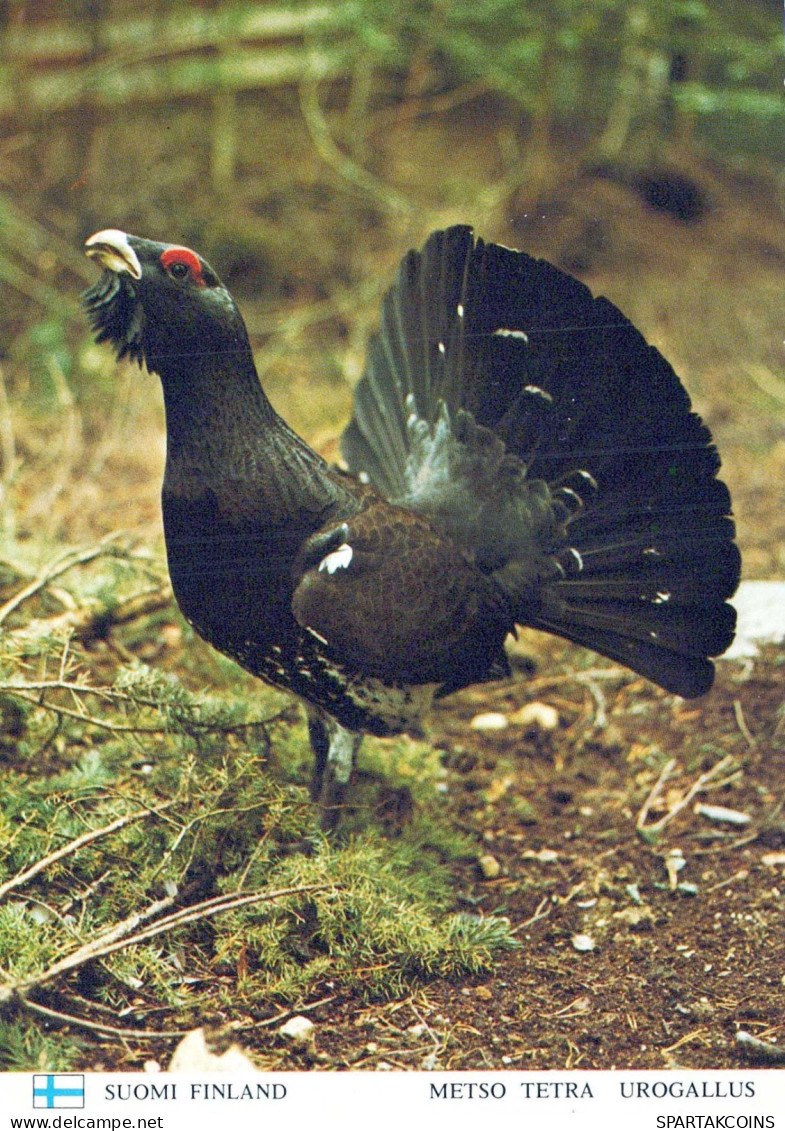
(307, 713, 330, 800)
(307, 711, 361, 829)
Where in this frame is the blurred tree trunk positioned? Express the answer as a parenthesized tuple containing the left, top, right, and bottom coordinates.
(209, 0, 237, 202)
(211, 84, 238, 201)
(595, 4, 652, 162)
(518, 15, 561, 201)
(71, 0, 108, 236)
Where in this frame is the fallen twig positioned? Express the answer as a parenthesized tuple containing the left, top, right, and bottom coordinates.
(4, 883, 332, 1000)
(250, 994, 338, 1030)
(510, 896, 551, 934)
(732, 699, 758, 751)
(10, 585, 173, 645)
(0, 806, 170, 903)
(24, 997, 192, 1041)
(575, 674, 608, 729)
(636, 758, 677, 832)
(0, 537, 121, 628)
(736, 1030, 785, 1064)
(637, 755, 740, 836)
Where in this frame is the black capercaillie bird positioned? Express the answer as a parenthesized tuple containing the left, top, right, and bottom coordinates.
(83, 226, 740, 825)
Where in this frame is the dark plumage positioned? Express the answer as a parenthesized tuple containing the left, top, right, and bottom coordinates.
(83, 226, 740, 824)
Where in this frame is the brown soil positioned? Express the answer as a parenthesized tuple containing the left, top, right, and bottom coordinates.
(293, 650, 785, 1071)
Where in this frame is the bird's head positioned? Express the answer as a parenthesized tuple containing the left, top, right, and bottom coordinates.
(82, 229, 250, 378)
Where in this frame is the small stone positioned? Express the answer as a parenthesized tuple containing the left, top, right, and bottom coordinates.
(169, 1028, 258, 1072)
(694, 803, 751, 826)
(571, 933, 596, 952)
(613, 905, 654, 929)
(509, 702, 559, 731)
(523, 847, 559, 863)
(470, 712, 509, 731)
(279, 1015, 316, 1050)
(479, 853, 502, 879)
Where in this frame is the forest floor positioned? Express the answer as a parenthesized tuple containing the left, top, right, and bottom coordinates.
(301, 645, 785, 1072)
(1, 162, 784, 1073)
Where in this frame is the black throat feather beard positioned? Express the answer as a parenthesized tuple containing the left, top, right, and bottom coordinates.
(82, 271, 146, 366)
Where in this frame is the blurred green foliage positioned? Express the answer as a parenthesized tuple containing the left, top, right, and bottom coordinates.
(0, 0, 780, 357)
(326, 0, 780, 133)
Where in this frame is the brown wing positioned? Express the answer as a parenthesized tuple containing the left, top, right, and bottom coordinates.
(291, 501, 513, 690)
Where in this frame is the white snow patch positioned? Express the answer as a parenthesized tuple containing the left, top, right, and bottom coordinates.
(723, 580, 785, 659)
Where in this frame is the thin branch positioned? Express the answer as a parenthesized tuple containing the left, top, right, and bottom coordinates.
(0, 537, 120, 628)
(11, 586, 173, 646)
(8, 883, 332, 998)
(27, 989, 338, 1042)
(250, 994, 337, 1030)
(637, 755, 740, 836)
(6, 692, 174, 734)
(636, 757, 677, 833)
(0, 806, 170, 902)
(299, 74, 412, 216)
(733, 699, 758, 750)
(1, 679, 287, 736)
(24, 997, 191, 1040)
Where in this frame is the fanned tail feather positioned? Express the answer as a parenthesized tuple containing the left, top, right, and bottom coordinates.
(342, 227, 740, 697)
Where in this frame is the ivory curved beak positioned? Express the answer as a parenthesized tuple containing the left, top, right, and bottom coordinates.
(84, 229, 142, 281)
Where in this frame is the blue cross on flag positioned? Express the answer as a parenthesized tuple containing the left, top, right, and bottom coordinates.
(33, 1075, 85, 1109)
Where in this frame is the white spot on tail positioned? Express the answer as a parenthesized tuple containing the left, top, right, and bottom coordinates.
(495, 327, 529, 342)
(576, 469, 598, 490)
(524, 384, 553, 402)
(438, 341, 446, 355)
(559, 487, 583, 508)
(319, 544, 353, 574)
(457, 302, 465, 318)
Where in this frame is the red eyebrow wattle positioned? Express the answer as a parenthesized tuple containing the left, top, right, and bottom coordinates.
(161, 246, 204, 284)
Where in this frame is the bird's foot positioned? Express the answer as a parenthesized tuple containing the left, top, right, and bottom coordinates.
(307, 712, 361, 830)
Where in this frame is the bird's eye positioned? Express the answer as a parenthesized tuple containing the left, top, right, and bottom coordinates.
(160, 247, 205, 286)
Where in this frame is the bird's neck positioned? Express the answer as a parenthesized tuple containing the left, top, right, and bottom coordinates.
(158, 350, 341, 525)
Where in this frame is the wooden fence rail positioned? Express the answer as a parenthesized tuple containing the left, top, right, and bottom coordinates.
(1, 3, 350, 117)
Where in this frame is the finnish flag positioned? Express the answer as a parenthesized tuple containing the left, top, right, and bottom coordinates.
(32, 1075, 85, 1109)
